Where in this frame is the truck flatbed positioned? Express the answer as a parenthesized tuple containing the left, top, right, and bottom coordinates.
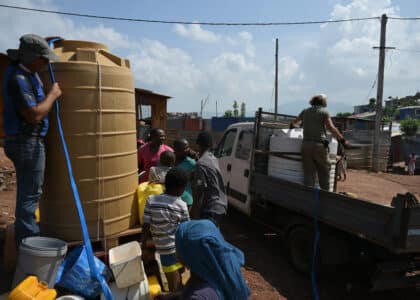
(250, 109, 420, 254)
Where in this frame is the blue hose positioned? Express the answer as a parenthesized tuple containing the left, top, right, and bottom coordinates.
(47, 38, 114, 300)
(312, 187, 321, 300)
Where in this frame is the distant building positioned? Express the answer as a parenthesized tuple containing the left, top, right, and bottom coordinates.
(385, 98, 401, 109)
(167, 112, 199, 119)
(353, 104, 372, 114)
(398, 106, 420, 120)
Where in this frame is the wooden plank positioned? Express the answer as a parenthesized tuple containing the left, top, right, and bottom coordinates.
(67, 226, 142, 248)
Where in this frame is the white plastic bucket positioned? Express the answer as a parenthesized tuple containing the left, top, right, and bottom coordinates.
(12, 236, 67, 288)
(109, 241, 145, 288)
(101, 281, 150, 300)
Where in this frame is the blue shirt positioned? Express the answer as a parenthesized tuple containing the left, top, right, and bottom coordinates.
(177, 156, 196, 206)
(2, 64, 49, 136)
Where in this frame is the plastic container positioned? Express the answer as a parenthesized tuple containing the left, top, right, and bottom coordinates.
(39, 40, 137, 241)
(100, 281, 149, 300)
(268, 129, 338, 192)
(147, 276, 162, 298)
(7, 276, 57, 300)
(56, 296, 85, 300)
(12, 237, 67, 289)
(0, 53, 10, 138)
(109, 241, 146, 288)
(137, 182, 164, 224)
(55, 246, 111, 299)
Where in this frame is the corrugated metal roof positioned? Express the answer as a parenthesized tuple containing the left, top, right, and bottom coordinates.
(135, 88, 172, 99)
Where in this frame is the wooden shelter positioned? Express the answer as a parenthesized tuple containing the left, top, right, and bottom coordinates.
(135, 88, 171, 130)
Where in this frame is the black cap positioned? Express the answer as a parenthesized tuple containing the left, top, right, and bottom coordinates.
(7, 34, 60, 65)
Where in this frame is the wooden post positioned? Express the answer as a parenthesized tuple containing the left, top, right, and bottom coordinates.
(373, 14, 388, 172)
(275, 38, 279, 114)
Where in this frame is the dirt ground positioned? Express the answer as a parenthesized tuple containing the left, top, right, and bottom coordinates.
(336, 169, 420, 206)
(1, 146, 419, 298)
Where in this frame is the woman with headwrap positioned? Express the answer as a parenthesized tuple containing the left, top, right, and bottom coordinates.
(155, 219, 250, 300)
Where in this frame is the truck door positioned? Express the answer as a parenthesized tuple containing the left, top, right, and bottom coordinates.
(227, 128, 253, 215)
(214, 128, 237, 186)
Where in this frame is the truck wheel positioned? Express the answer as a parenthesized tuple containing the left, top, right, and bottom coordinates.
(287, 226, 319, 275)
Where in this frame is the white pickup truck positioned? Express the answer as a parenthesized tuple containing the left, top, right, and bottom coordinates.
(214, 109, 420, 291)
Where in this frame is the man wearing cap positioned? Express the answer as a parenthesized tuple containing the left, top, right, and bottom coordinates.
(3, 34, 62, 245)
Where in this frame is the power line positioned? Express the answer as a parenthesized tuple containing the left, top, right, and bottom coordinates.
(0, 4, 380, 26)
(388, 16, 420, 21)
(364, 72, 378, 103)
(393, 48, 420, 54)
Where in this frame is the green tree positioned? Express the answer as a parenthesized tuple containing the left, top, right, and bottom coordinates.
(233, 100, 239, 117)
(224, 110, 233, 117)
(369, 98, 376, 111)
(240, 102, 246, 118)
(400, 117, 419, 136)
(383, 106, 396, 120)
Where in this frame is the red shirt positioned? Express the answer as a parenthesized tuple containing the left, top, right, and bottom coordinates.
(138, 142, 173, 182)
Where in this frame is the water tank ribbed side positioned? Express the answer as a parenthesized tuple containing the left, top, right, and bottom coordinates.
(40, 41, 137, 241)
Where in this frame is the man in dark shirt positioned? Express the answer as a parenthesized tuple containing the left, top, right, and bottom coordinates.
(3, 34, 62, 245)
(191, 131, 227, 226)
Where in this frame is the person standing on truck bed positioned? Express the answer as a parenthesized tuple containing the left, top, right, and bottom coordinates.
(191, 131, 227, 226)
(290, 94, 349, 190)
(2, 34, 62, 246)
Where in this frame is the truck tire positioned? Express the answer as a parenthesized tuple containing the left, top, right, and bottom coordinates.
(287, 226, 319, 275)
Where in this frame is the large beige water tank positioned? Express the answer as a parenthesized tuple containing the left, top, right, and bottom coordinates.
(0, 53, 10, 139)
(40, 40, 138, 241)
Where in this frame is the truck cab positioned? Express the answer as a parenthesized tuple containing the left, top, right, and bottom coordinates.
(214, 122, 254, 216)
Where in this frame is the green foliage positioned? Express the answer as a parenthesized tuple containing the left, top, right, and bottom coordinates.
(400, 117, 419, 136)
(233, 100, 239, 117)
(383, 106, 396, 119)
(336, 112, 352, 117)
(224, 110, 233, 117)
(240, 102, 246, 118)
(369, 98, 376, 110)
(382, 115, 392, 122)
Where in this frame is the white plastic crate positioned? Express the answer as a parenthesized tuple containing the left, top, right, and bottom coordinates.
(109, 241, 146, 288)
(268, 129, 338, 192)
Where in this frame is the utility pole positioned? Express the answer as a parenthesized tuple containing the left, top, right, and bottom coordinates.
(200, 95, 210, 117)
(275, 38, 279, 114)
(216, 100, 218, 117)
(372, 14, 388, 172)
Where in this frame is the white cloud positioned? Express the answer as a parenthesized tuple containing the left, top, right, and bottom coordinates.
(128, 39, 204, 92)
(291, 0, 420, 115)
(173, 23, 221, 43)
(0, 0, 139, 53)
(279, 56, 302, 80)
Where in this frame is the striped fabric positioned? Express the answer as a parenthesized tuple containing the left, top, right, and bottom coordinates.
(143, 194, 190, 255)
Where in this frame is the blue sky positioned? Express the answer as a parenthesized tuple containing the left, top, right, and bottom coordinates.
(1, 0, 420, 116)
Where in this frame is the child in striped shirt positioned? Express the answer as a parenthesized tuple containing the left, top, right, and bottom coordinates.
(142, 167, 190, 292)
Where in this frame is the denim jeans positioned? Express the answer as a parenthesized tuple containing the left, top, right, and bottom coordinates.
(4, 136, 46, 245)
